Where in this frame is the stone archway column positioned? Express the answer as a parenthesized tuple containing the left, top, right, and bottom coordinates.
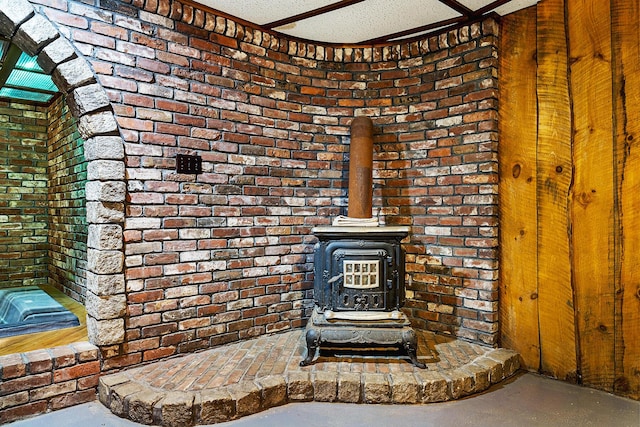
(0, 0, 127, 347)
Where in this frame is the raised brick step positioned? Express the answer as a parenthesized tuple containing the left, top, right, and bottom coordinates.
(98, 329, 520, 426)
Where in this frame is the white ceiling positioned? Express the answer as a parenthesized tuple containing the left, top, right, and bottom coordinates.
(194, 0, 539, 44)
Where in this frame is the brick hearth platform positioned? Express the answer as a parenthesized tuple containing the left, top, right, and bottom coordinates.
(98, 329, 520, 426)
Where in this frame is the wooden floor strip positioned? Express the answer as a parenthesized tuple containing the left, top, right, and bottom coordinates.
(0, 285, 88, 356)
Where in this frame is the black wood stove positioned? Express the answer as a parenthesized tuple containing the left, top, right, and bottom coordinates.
(300, 226, 425, 368)
(300, 117, 425, 368)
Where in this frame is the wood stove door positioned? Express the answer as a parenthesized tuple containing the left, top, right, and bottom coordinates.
(329, 245, 395, 312)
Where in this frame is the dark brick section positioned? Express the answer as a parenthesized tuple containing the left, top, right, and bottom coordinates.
(48, 95, 88, 303)
(0, 101, 49, 289)
(97, 0, 138, 18)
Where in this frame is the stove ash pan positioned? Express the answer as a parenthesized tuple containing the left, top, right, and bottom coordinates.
(301, 226, 426, 368)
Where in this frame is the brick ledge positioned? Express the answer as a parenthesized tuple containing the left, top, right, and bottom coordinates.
(98, 330, 520, 426)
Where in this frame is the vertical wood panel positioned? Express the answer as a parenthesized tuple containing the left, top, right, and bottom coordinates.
(612, 0, 640, 399)
(498, 8, 540, 370)
(567, 0, 616, 392)
(535, 0, 577, 380)
(500, 0, 640, 398)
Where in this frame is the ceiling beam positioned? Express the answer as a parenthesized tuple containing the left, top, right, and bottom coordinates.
(265, 0, 367, 29)
(476, 0, 513, 15)
(362, 16, 467, 44)
(0, 43, 21, 88)
(436, 0, 474, 16)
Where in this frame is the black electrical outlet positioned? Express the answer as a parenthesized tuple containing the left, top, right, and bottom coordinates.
(176, 154, 202, 174)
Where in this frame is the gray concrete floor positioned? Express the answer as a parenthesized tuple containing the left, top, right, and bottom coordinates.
(6, 372, 640, 427)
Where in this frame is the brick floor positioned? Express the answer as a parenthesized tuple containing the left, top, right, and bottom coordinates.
(98, 329, 520, 426)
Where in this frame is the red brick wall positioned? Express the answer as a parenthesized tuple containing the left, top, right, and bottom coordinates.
(31, 0, 500, 367)
(0, 343, 100, 423)
(48, 95, 88, 303)
(0, 101, 49, 289)
(372, 30, 500, 345)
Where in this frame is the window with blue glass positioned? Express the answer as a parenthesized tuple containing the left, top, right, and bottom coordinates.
(0, 39, 59, 104)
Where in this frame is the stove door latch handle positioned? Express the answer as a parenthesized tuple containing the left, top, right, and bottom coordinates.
(328, 273, 343, 284)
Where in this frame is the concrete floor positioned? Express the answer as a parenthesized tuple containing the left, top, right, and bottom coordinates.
(6, 372, 639, 427)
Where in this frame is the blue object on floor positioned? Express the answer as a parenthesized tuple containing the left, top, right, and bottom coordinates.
(0, 286, 80, 338)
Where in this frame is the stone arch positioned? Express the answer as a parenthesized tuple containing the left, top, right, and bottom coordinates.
(0, 0, 126, 346)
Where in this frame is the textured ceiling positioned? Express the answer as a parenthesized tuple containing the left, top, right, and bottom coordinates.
(194, 0, 539, 44)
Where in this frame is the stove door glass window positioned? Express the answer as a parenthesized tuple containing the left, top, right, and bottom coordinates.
(343, 260, 379, 289)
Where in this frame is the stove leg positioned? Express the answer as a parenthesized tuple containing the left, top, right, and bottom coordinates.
(402, 329, 426, 369)
(300, 328, 320, 366)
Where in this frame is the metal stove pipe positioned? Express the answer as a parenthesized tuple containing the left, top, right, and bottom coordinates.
(347, 116, 373, 218)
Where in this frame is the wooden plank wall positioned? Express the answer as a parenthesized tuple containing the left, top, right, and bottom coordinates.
(499, 0, 640, 399)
